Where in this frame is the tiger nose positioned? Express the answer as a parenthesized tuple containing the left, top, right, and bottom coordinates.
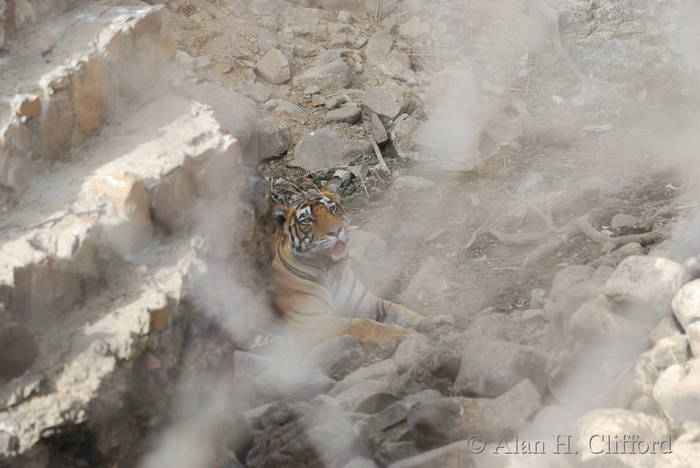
(327, 226, 342, 236)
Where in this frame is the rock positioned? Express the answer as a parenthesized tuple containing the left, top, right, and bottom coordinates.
(365, 401, 410, 434)
(393, 333, 434, 373)
(387, 441, 471, 468)
(476, 102, 529, 160)
(295, 39, 318, 57)
(366, 30, 393, 64)
(73, 57, 109, 135)
(250, 82, 272, 103)
(0, 117, 33, 189)
(232, 352, 283, 409)
(304, 85, 321, 95)
(304, 334, 365, 379)
(460, 313, 521, 344)
(344, 457, 378, 468)
(525, 405, 577, 441)
(0, 324, 39, 379)
(7, 220, 98, 327)
(293, 128, 372, 171)
(390, 114, 421, 160)
(325, 104, 361, 124)
(392, 176, 435, 191)
(10, 94, 42, 119)
(360, 0, 398, 16)
(567, 295, 627, 343)
(270, 99, 305, 116)
(39, 89, 75, 160)
(597, 241, 645, 268)
(361, 85, 407, 122)
(402, 389, 443, 407)
(331, 360, 398, 397)
(151, 166, 198, 232)
(495, 379, 542, 422)
(193, 55, 212, 70)
(603, 255, 686, 312)
(337, 11, 354, 23)
(349, 230, 388, 260)
(256, 366, 334, 403)
(258, 117, 292, 159)
(641, 335, 689, 371)
(685, 255, 700, 281)
(355, 393, 400, 414)
(672, 279, 700, 332)
(403, 257, 448, 304)
(393, 365, 436, 397)
(187, 83, 257, 152)
(363, 109, 388, 144)
(304, 404, 368, 467)
(376, 441, 422, 466)
(663, 442, 700, 467)
(293, 51, 351, 91)
(577, 409, 671, 464)
(688, 322, 700, 358)
(653, 360, 700, 427)
(256, 48, 291, 84)
(453, 341, 548, 397)
(312, 94, 326, 107)
(329, 33, 348, 47)
(257, 30, 278, 53)
(648, 315, 682, 344)
(325, 94, 351, 110)
(549, 339, 654, 412)
(89, 171, 153, 255)
(611, 213, 639, 229)
(245, 401, 319, 467)
(378, 50, 418, 84)
(398, 17, 431, 39)
(364, 28, 416, 83)
(407, 395, 522, 444)
(330, 360, 398, 412)
(670, 210, 700, 262)
(604, 361, 658, 416)
(550, 265, 595, 302)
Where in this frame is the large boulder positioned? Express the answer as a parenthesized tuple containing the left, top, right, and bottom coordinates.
(577, 408, 671, 466)
(603, 255, 686, 314)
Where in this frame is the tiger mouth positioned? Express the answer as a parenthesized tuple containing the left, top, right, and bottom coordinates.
(326, 241, 348, 261)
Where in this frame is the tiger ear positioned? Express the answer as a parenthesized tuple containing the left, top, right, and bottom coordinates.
(272, 204, 289, 226)
(321, 176, 343, 194)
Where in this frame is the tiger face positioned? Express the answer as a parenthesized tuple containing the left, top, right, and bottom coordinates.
(274, 178, 350, 262)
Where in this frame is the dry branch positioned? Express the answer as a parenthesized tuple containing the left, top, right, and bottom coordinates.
(370, 137, 390, 175)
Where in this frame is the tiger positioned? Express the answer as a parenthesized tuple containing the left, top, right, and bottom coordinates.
(271, 176, 433, 348)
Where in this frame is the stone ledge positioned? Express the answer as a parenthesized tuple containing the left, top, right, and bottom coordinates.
(0, 4, 175, 191)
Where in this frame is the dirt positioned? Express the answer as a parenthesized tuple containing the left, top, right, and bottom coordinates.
(2, 0, 698, 465)
(163, 0, 688, 324)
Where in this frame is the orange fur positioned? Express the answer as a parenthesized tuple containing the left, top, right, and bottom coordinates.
(271, 180, 426, 348)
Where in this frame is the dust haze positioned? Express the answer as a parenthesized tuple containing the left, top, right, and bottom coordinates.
(140, 0, 700, 467)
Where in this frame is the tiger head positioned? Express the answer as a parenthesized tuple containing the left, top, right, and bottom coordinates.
(273, 177, 350, 262)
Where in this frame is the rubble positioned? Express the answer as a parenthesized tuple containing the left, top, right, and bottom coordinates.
(1, 0, 698, 466)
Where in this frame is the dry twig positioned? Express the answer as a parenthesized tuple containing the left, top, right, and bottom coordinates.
(370, 137, 390, 175)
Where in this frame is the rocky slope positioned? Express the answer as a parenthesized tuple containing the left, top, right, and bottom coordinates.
(2, 0, 700, 467)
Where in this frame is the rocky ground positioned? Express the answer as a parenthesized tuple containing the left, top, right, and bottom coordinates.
(2, 0, 700, 467)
